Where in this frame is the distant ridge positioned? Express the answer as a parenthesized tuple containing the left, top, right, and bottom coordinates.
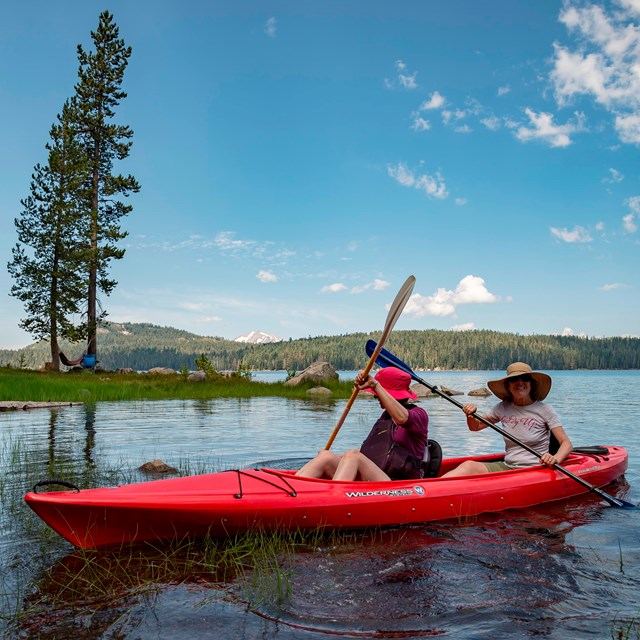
(0, 322, 639, 371)
(234, 331, 282, 344)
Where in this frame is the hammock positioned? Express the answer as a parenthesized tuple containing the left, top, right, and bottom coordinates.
(59, 351, 85, 367)
(59, 351, 97, 369)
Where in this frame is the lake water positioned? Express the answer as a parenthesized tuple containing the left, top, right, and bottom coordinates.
(1, 370, 640, 638)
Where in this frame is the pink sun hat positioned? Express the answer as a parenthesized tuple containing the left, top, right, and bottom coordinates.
(365, 367, 417, 401)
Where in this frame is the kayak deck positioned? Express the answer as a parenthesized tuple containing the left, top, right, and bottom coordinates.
(24, 446, 629, 549)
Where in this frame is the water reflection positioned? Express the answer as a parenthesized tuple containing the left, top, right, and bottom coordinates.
(2, 371, 640, 639)
(45, 405, 97, 474)
(16, 485, 634, 640)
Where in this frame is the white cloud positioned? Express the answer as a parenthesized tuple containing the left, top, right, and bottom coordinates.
(387, 162, 448, 200)
(179, 302, 208, 312)
(599, 282, 628, 291)
(264, 17, 277, 38)
(623, 195, 640, 232)
(321, 283, 348, 293)
(455, 198, 468, 206)
(194, 315, 222, 323)
(615, 113, 640, 144)
(550, 225, 593, 242)
(404, 275, 498, 318)
(602, 167, 624, 183)
(214, 231, 257, 253)
(481, 116, 502, 131)
(497, 85, 511, 96)
(387, 162, 415, 187)
(371, 278, 390, 291)
(623, 213, 637, 232)
(415, 172, 448, 199)
(551, 2, 640, 145)
(420, 91, 446, 110)
(386, 59, 418, 90)
(350, 278, 391, 294)
(399, 73, 418, 89)
(627, 196, 640, 213)
(516, 108, 585, 147)
(451, 322, 476, 331)
(411, 116, 431, 131)
(257, 269, 278, 283)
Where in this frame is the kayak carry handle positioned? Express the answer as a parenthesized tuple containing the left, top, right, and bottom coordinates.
(32, 479, 80, 493)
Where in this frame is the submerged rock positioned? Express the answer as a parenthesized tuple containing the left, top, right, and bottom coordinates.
(138, 459, 178, 475)
(306, 386, 332, 396)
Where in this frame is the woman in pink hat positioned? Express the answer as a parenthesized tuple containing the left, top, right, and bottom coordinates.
(296, 367, 429, 481)
(442, 362, 573, 477)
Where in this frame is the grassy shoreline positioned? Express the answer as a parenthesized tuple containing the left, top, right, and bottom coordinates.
(0, 367, 356, 403)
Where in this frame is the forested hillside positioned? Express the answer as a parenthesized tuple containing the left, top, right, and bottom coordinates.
(1, 322, 638, 371)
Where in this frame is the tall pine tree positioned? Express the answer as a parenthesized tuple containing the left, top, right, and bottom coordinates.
(8, 100, 90, 371)
(73, 10, 140, 359)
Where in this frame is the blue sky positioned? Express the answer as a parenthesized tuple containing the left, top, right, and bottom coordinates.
(1, 0, 639, 349)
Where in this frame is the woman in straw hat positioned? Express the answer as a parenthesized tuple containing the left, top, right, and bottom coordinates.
(442, 362, 572, 477)
(296, 366, 428, 481)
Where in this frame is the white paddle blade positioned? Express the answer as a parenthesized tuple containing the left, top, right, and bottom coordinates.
(325, 275, 415, 449)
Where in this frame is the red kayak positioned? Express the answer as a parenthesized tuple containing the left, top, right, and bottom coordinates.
(24, 446, 628, 549)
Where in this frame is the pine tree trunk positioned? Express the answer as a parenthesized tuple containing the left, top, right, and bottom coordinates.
(87, 163, 100, 358)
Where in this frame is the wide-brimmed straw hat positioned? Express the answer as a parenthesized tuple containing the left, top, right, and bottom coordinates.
(487, 362, 552, 401)
(365, 367, 417, 401)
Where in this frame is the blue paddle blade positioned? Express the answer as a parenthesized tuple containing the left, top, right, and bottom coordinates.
(365, 339, 415, 377)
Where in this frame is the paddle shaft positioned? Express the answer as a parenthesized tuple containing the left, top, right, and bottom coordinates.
(367, 341, 635, 509)
(324, 276, 415, 450)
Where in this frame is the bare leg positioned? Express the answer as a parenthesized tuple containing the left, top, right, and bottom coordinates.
(295, 450, 341, 478)
(440, 460, 490, 478)
(333, 450, 391, 482)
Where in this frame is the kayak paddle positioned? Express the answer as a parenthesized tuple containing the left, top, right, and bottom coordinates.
(365, 340, 636, 510)
(324, 275, 415, 450)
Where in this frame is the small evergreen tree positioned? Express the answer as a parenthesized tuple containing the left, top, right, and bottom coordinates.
(73, 10, 140, 359)
(8, 100, 90, 371)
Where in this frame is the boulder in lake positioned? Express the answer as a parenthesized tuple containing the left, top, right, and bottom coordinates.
(441, 386, 464, 396)
(187, 370, 207, 382)
(468, 387, 492, 397)
(284, 361, 339, 386)
(147, 367, 176, 375)
(411, 383, 437, 398)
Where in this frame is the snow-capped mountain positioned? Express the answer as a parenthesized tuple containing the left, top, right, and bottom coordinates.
(234, 331, 282, 344)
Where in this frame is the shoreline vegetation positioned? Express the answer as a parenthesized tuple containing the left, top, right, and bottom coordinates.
(0, 368, 357, 403)
(1, 323, 639, 372)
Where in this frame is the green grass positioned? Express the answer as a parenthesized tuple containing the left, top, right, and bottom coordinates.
(0, 367, 356, 403)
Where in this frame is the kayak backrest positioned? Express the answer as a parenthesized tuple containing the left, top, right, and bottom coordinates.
(549, 432, 560, 455)
(422, 440, 442, 478)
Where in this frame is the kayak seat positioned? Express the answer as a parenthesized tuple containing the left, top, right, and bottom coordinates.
(549, 432, 560, 455)
(422, 440, 442, 478)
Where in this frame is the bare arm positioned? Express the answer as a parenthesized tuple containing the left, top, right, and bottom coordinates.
(354, 372, 409, 424)
(540, 426, 573, 466)
(462, 402, 494, 431)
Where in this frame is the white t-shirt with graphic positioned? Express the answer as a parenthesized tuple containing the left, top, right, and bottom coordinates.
(485, 400, 562, 468)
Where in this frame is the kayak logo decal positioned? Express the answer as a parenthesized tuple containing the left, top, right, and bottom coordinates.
(414, 486, 425, 495)
(344, 488, 418, 498)
(576, 465, 601, 475)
